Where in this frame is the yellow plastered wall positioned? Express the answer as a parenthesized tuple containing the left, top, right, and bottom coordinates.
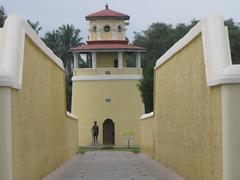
(140, 116, 156, 158)
(89, 19, 125, 40)
(153, 35, 223, 180)
(0, 87, 12, 180)
(95, 52, 131, 68)
(11, 35, 78, 180)
(72, 79, 144, 146)
(102, 29, 113, 40)
(140, 34, 223, 180)
(97, 52, 116, 68)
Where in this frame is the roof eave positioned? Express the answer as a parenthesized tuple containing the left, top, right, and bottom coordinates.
(70, 48, 146, 53)
(85, 16, 130, 21)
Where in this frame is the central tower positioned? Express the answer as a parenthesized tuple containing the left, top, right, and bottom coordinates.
(70, 5, 146, 146)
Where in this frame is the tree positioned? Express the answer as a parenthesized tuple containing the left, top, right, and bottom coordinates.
(0, 5, 7, 27)
(27, 20, 42, 34)
(134, 19, 240, 113)
(42, 30, 60, 55)
(225, 19, 240, 64)
(43, 24, 82, 111)
(56, 24, 82, 72)
(133, 21, 197, 113)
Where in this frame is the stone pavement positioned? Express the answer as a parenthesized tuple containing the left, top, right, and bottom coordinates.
(43, 151, 185, 180)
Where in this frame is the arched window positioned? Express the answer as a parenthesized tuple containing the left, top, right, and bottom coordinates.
(114, 58, 118, 68)
(118, 25, 122, 32)
(93, 26, 97, 32)
(104, 25, 111, 32)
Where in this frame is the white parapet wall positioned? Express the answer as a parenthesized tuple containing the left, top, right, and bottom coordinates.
(0, 15, 64, 89)
(140, 112, 154, 120)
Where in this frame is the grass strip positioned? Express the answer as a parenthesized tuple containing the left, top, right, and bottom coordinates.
(79, 146, 140, 154)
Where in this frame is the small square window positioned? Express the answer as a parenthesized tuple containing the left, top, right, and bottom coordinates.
(105, 71, 111, 75)
(105, 98, 111, 103)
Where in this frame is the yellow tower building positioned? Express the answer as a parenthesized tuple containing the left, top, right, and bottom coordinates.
(70, 5, 146, 146)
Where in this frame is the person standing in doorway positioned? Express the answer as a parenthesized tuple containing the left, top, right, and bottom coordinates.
(91, 121, 99, 143)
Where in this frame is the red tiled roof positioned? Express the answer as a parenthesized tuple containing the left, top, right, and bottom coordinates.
(70, 41, 146, 52)
(86, 5, 130, 20)
(87, 40, 129, 45)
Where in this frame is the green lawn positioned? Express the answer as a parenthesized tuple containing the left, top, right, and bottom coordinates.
(79, 146, 140, 154)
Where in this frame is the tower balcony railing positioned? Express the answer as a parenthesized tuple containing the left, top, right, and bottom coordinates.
(73, 68, 142, 76)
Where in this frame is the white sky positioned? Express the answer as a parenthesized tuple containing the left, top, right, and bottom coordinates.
(1, 0, 239, 42)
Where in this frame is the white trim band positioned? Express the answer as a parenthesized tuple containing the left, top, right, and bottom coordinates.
(140, 112, 154, 120)
(66, 111, 78, 120)
(72, 75, 142, 81)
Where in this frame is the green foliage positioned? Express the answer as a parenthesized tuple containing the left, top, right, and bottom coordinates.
(126, 52, 136, 67)
(43, 24, 82, 72)
(78, 146, 140, 154)
(78, 58, 89, 68)
(134, 19, 240, 113)
(42, 30, 60, 54)
(56, 24, 83, 72)
(43, 24, 82, 111)
(0, 5, 7, 28)
(225, 19, 240, 64)
(134, 22, 195, 113)
(27, 20, 42, 34)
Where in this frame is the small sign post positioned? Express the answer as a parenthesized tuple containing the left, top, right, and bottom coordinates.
(123, 131, 135, 148)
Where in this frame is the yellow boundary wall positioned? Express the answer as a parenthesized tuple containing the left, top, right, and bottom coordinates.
(140, 112, 155, 158)
(140, 14, 240, 180)
(0, 16, 78, 180)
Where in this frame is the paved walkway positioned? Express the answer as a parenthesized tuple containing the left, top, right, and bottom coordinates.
(43, 152, 185, 180)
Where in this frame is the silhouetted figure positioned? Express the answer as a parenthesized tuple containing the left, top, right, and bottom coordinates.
(91, 121, 99, 143)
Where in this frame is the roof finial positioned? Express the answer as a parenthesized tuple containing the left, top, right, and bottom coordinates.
(105, 3, 109, 9)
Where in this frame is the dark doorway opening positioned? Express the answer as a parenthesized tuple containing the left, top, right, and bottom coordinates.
(103, 119, 115, 145)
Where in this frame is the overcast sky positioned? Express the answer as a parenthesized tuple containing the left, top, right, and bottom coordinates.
(1, 0, 239, 41)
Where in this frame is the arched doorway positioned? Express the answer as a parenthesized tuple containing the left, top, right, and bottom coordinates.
(103, 119, 115, 145)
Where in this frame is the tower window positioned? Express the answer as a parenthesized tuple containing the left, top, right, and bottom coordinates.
(93, 26, 97, 32)
(118, 26, 122, 32)
(114, 58, 118, 68)
(104, 25, 111, 32)
(105, 98, 111, 103)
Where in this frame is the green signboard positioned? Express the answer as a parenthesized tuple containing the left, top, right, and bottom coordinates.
(123, 131, 135, 148)
(123, 131, 135, 138)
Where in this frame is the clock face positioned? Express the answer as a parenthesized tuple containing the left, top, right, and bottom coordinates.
(104, 25, 111, 32)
